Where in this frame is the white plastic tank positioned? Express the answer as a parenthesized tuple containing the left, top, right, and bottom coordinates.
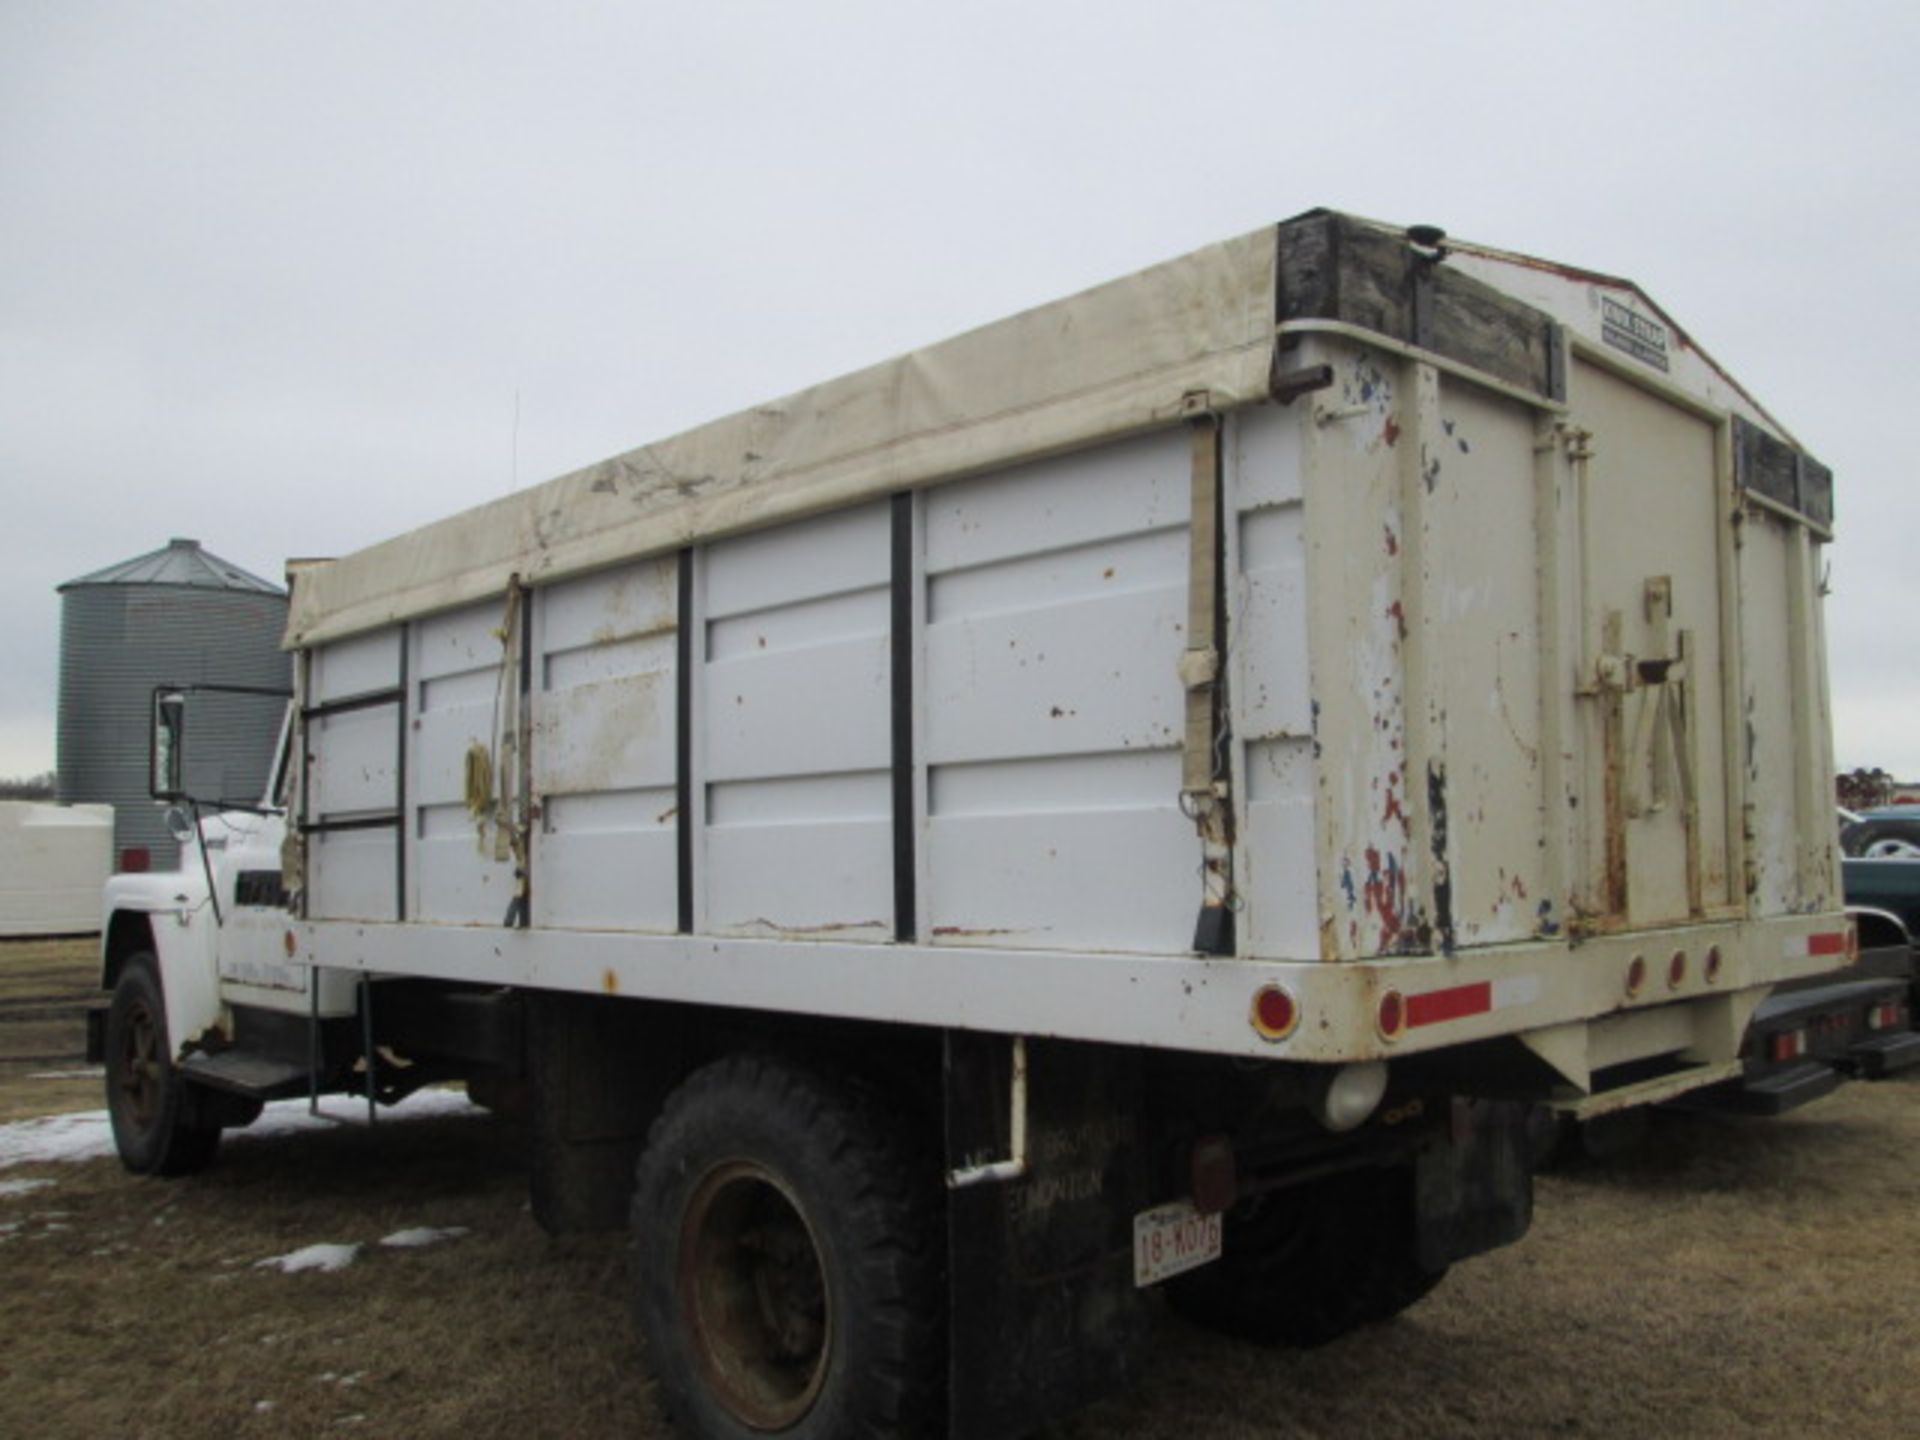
(0, 802, 114, 936)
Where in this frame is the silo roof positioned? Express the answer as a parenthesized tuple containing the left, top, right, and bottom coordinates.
(59, 537, 283, 594)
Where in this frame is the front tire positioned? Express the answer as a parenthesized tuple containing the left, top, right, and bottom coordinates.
(630, 1055, 940, 1439)
(104, 955, 220, 1176)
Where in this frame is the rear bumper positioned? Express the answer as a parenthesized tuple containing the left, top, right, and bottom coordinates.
(1847, 1030, 1920, 1080)
(1665, 1059, 1840, 1117)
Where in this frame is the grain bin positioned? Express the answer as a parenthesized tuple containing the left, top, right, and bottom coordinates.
(56, 538, 288, 871)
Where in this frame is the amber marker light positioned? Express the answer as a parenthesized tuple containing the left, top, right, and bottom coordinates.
(1250, 985, 1299, 1041)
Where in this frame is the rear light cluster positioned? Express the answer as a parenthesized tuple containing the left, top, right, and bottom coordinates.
(1866, 1001, 1907, 1032)
(1768, 1029, 1809, 1063)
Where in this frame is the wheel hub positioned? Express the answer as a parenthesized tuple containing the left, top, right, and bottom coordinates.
(678, 1160, 832, 1431)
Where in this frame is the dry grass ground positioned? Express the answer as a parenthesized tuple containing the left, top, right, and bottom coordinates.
(3, 936, 1918, 1438)
(0, 936, 107, 1120)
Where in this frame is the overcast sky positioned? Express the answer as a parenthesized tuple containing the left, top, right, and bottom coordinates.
(3, 1, 1916, 783)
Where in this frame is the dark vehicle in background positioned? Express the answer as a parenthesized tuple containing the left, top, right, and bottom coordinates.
(1678, 851, 1920, 1114)
(1845, 852, 1920, 995)
(1533, 849, 1920, 1165)
(1839, 805, 1920, 859)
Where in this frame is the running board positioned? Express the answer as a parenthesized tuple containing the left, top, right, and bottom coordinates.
(180, 1050, 310, 1100)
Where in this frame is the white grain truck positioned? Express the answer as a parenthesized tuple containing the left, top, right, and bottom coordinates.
(96, 210, 1849, 1439)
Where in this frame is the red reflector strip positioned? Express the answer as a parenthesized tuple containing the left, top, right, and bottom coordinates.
(1807, 932, 1848, 957)
(1406, 981, 1493, 1028)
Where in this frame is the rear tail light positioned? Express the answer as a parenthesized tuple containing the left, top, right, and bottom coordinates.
(1377, 989, 1406, 1040)
(1250, 985, 1299, 1041)
(1867, 1002, 1905, 1032)
(1768, 1029, 1808, 1063)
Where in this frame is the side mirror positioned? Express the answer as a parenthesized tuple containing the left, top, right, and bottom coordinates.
(152, 690, 186, 800)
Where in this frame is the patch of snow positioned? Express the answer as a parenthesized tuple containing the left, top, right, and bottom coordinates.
(254, 1400, 276, 1414)
(0, 1088, 480, 1171)
(378, 1225, 469, 1249)
(0, 1178, 56, 1198)
(28, 1068, 104, 1080)
(256, 1242, 362, 1275)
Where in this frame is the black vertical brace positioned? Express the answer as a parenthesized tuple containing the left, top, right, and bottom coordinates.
(297, 648, 312, 921)
(1194, 417, 1237, 958)
(515, 587, 534, 927)
(394, 623, 408, 923)
(891, 494, 917, 942)
(676, 548, 695, 935)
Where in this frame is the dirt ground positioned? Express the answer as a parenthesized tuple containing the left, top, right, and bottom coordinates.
(4, 936, 1918, 1438)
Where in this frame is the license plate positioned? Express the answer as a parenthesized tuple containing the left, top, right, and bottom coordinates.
(1132, 1200, 1223, 1287)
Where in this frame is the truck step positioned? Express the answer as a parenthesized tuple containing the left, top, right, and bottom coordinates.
(1665, 1059, 1841, 1118)
(1845, 1030, 1920, 1080)
(180, 1050, 311, 1099)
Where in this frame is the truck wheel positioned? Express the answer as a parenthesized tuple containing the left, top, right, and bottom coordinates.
(630, 1055, 940, 1439)
(104, 955, 221, 1176)
(1166, 1167, 1443, 1347)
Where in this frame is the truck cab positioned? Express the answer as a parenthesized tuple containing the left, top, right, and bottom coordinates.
(92, 685, 511, 1173)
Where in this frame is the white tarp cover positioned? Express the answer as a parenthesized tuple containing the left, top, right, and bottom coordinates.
(287, 227, 1280, 645)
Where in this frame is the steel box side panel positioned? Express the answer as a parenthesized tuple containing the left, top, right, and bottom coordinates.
(1738, 507, 1839, 917)
(1568, 359, 1734, 928)
(1226, 403, 1318, 961)
(305, 625, 403, 917)
(412, 601, 517, 925)
(922, 432, 1196, 955)
(1741, 515, 1800, 914)
(307, 826, 398, 922)
(1298, 343, 1431, 960)
(533, 557, 680, 932)
(1421, 376, 1549, 948)
(701, 503, 893, 940)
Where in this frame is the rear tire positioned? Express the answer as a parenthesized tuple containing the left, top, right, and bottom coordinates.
(104, 955, 221, 1176)
(630, 1055, 942, 1440)
(1166, 1166, 1444, 1347)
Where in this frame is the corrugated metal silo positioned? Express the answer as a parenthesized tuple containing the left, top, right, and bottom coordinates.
(57, 538, 290, 871)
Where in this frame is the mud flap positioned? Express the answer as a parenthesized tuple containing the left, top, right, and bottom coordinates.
(526, 992, 679, 1234)
(945, 1033, 1154, 1440)
(1413, 1097, 1533, 1272)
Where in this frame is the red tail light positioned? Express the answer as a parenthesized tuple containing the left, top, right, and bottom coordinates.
(1768, 1029, 1808, 1063)
(1250, 985, 1298, 1041)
